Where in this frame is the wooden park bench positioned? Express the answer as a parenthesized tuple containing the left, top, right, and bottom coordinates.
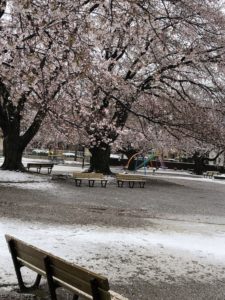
(203, 171, 220, 178)
(5, 235, 127, 300)
(73, 172, 108, 187)
(116, 173, 146, 188)
(48, 150, 65, 164)
(27, 163, 54, 174)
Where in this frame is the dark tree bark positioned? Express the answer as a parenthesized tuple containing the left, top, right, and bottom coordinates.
(88, 146, 112, 174)
(120, 149, 138, 161)
(1, 117, 45, 171)
(0, 104, 46, 171)
(193, 154, 206, 175)
(192, 150, 224, 175)
(0, 113, 27, 171)
(1, 134, 25, 171)
(194, 157, 205, 175)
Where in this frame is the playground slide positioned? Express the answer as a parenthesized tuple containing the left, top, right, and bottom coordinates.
(135, 154, 156, 170)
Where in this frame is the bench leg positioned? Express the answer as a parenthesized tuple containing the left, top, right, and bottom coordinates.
(89, 180, 95, 187)
(37, 167, 41, 173)
(117, 181, 124, 187)
(129, 181, 134, 188)
(44, 256, 58, 300)
(48, 168, 52, 174)
(75, 179, 82, 187)
(139, 182, 145, 188)
(8, 240, 42, 292)
(101, 180, 107, 187)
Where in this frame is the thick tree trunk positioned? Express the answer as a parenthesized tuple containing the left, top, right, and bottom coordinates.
(1, 134, 25, 171)
(88, 146, 112, 174)
(193, 154, 205, 175)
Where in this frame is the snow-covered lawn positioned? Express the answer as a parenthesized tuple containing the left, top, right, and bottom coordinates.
(1, 218, 225, 290)
(0, 170, 47, 182)
(0, 170, 54, 190)
(1, 169, 225, 293)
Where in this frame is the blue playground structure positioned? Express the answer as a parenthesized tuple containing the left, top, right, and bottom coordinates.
(134, 154, 156, 174)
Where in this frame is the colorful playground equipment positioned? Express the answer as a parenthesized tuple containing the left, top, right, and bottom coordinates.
(125, 151, 165, 174)
(125, 151, 142, 170)
(134, 154, 156, 171)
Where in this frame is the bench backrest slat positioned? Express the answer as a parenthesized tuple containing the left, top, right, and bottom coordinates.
(73, 173, 90, 179)
(5, 235, 110, 299)
(73, 173, 104, 179)
(90, 173, 104, 179)
(27, 163, 53, 168)
(116, 174, 145, 180)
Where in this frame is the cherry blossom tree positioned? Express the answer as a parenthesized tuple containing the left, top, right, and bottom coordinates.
(50, 0, 225, 174)
(0, 0, 96, 170)
(1, 0, 225, 174)
(151, 103, 225, 174)
(114, 103, 225, 174)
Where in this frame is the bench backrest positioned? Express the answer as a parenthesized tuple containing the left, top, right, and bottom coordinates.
(5, 235, 111, 300)
(205, 171, 220, 177)
(116, 174, 145, 181)
(213, 171, 220, 175)
(27, 163, 54, 168)
(73, 173, 104, 179)
(89, 173, 104, 179)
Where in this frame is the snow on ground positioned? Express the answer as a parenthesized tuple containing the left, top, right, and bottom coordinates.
(0, 219, 225, 287)
(1, 168, 225, 291)
(152, 174, 225, 184)
(0, 170, 47, 183)
(1, 218, 225, 290)
(0, 170, 54, 190)
(0, 181, 56, 190)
